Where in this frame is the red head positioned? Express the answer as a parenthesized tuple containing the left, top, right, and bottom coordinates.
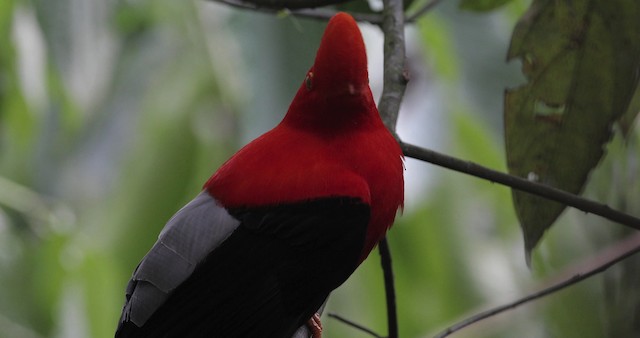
(284, 12, 376, 130)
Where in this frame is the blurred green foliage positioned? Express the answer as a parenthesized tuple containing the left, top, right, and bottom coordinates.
(0, 0, 638, 337)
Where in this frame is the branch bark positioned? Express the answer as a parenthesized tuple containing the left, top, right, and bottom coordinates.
(378, 0, 408, 134)
(401, 142, 640, 231)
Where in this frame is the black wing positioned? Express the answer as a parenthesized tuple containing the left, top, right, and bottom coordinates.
(116, 195, 370, 338)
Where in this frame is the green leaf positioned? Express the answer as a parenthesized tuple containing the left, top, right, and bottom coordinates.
(504, 0, 640, 257)
(459, 0, 515, 12)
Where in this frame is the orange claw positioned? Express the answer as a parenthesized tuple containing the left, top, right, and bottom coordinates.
(307, 313, 323, 338)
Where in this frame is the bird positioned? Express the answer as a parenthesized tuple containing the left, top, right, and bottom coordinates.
(115, 12, 404, 338)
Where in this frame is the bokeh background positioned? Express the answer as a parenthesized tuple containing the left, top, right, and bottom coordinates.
(2, 0, 639, 337)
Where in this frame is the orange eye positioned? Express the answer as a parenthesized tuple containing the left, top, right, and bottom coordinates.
(304, 72, 314, 90)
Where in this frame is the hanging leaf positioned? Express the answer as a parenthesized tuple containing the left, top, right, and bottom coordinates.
(504, 0, 640, 259)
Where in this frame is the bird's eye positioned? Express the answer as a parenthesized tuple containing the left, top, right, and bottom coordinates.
(304, 72, 314, 90)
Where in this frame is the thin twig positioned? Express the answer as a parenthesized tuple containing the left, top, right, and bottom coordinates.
(406, 0, 445, 22)
(379, 237, 398, 338)
(401, 142, 640, 231)
(212, 0, 384, 24)
(327, 313, 385, 338)
(213, 0, 351, 10)
(433, 235, 640, 338)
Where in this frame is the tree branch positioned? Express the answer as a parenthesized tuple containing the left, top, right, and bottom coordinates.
(378, 0, 409, 134)
(401, 142, 640, 231)
(211, 0, 384, 24)
(433, 234, 640, 338)
(213, 0, 352, 9)
(375, 1, 406, 336)
(379, 237, 398, 338)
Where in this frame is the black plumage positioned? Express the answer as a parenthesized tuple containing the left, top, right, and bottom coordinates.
(116, 196, 370, 338)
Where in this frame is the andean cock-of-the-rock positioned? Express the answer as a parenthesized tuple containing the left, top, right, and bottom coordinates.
(116, 12, 404, 338)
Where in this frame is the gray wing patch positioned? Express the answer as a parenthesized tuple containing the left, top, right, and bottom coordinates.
(291, 325, 312, 338)
(119, 191, 240, 327)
